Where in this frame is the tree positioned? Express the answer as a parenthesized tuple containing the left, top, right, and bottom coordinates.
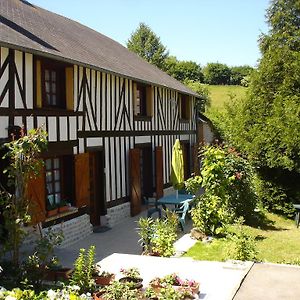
(203, 63, 231, 85)
(184, 80, 210, 112)
(127, 23, 169, 70)
(230, 65, 254, 85)
(165, 56, 204, 82)
(209, 0, 300, 214)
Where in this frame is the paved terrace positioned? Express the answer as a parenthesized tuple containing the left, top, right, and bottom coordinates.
(54, 210, 300, 300)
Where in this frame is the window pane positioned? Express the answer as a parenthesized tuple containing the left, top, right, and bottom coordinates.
(45, 70, 50, 81)
(55, 181, 61, 192)
(47, 183, 53, 194)
(47, 194, 54, 206)
(46, 171, 52, 183)
(45, 82, 50, 93)
(55, 193, 61, 204)
(54, 170, 60, 181)
(45, 159, 51, 170)
(46, 94, 51, 105)
(52, 95, 56, 105)
(53, 158, 59, 169)
(52, 83, 56, 93)
(52, 71, 56, 81)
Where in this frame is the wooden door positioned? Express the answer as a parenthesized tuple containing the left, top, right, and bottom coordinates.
(182, 142, 191, 180)
(155, 146, 164, 199)
(89, 151, 105, 226)
(75, 153, 90, 208)
(129, 148, 141, 216)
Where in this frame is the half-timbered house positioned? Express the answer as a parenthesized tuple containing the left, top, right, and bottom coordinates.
(0, 0, 200, 245)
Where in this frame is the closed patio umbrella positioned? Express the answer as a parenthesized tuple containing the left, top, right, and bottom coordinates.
(170, 139, 184, 199)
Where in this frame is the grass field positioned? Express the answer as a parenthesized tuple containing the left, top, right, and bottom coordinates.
(184, 213, 300, 264)
(207, 85, 247, 110)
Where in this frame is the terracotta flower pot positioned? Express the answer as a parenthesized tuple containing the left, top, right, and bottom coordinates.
(47, 208, 58, 217)
(94, 274, 115, 285)
(93, 291, 105, 300)
(58, 205, 69, 213)
(191, 283, 200, 294)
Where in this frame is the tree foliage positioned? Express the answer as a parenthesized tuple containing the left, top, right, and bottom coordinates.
(127, 23, 169, 70)
(203, 63, 231, 85)
(208, 0, 300, 214)
(165, 56, 204, 82)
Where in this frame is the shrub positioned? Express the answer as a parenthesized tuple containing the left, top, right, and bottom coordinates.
(191, 195, 231, 236)
(184, 175, 202, 195)
(138, 211, 178, 257)
(70, 246, 96, 293)
(225, 218, 257, 261)
(200, 145, 257, 221)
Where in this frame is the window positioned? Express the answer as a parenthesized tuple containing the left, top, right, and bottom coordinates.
(41, 61, 66, 108)
(180, 94, 190, 120)
(45, 157, 62, 208)
(134, 83, 153, 117)
(45, 155, 74, 211)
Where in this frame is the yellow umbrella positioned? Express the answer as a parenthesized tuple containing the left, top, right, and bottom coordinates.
(170, 139, 184, 197)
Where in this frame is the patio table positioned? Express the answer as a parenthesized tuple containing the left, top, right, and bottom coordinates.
(157, 193, 194, 209)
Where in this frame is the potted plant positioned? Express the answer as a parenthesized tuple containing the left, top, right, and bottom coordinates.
(44, 256, 72, 281)
(96, 281, 141, 299)
(119, 267, 143, 289)
(182, 279, 200, 295)
(149, 277, 164, 293)
(92, 264, 115, 285)
(161, 273, 183, 286)
(58, 198, 70, 213)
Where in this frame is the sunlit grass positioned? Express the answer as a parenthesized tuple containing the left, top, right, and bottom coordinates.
(207, 85, 247, 110)
(185, 213, 300, 264)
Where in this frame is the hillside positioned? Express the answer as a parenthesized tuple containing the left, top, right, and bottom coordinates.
(207, 85, 247, 110)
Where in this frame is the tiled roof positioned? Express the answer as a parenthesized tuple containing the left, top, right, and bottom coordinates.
(0, 0, 198, 97)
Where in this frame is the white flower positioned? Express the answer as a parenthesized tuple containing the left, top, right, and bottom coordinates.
(5, 296, 17, 300)
(47, 289, 57, 300)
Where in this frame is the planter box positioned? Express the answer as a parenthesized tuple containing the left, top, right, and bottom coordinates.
(44, 268, 73, 281)
(58, 205, 69, 213)
(46, 208, 58, 217)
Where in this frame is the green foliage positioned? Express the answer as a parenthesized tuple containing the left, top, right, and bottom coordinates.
(183, 80, 211, 112)
(0, 127, 48, 266)
(190, 145, 257, 235)
(70, 246, 96, 293)
(191, 195, 231, 236)
(138, 211, 178, 257)
(225, 218, 257, 261)
(184, 175, 202, 195)
(127, 23, 169, 70)
(100, 280, 141, 300)
(203, 63, 231, 85)
(230, 65, 254, 85)
(165, 56, 204, 82)
(207, 0, 300, 216)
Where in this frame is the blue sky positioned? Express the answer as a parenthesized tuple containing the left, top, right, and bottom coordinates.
(30, 0, 270, 67)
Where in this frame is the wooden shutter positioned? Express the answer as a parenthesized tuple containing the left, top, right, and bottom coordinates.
(27, 167, 46, 224)
(129, 148, 141, 216)
(75, 153, 90, 208)
(155, 146, 164, 199)
(146, 85, 153, 117)
(36, 59, 42, 108)
(65, 67, 74, 110)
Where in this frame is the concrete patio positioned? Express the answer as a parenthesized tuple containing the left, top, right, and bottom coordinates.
(54, 210, 300, 299)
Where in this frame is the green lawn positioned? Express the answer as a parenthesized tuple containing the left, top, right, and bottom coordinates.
(207, 85, 247, 110)
(185, 213, 300, 264)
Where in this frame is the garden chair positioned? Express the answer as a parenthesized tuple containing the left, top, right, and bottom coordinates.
(146, 197, 162, 218)
(174, 200, 190, 231)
